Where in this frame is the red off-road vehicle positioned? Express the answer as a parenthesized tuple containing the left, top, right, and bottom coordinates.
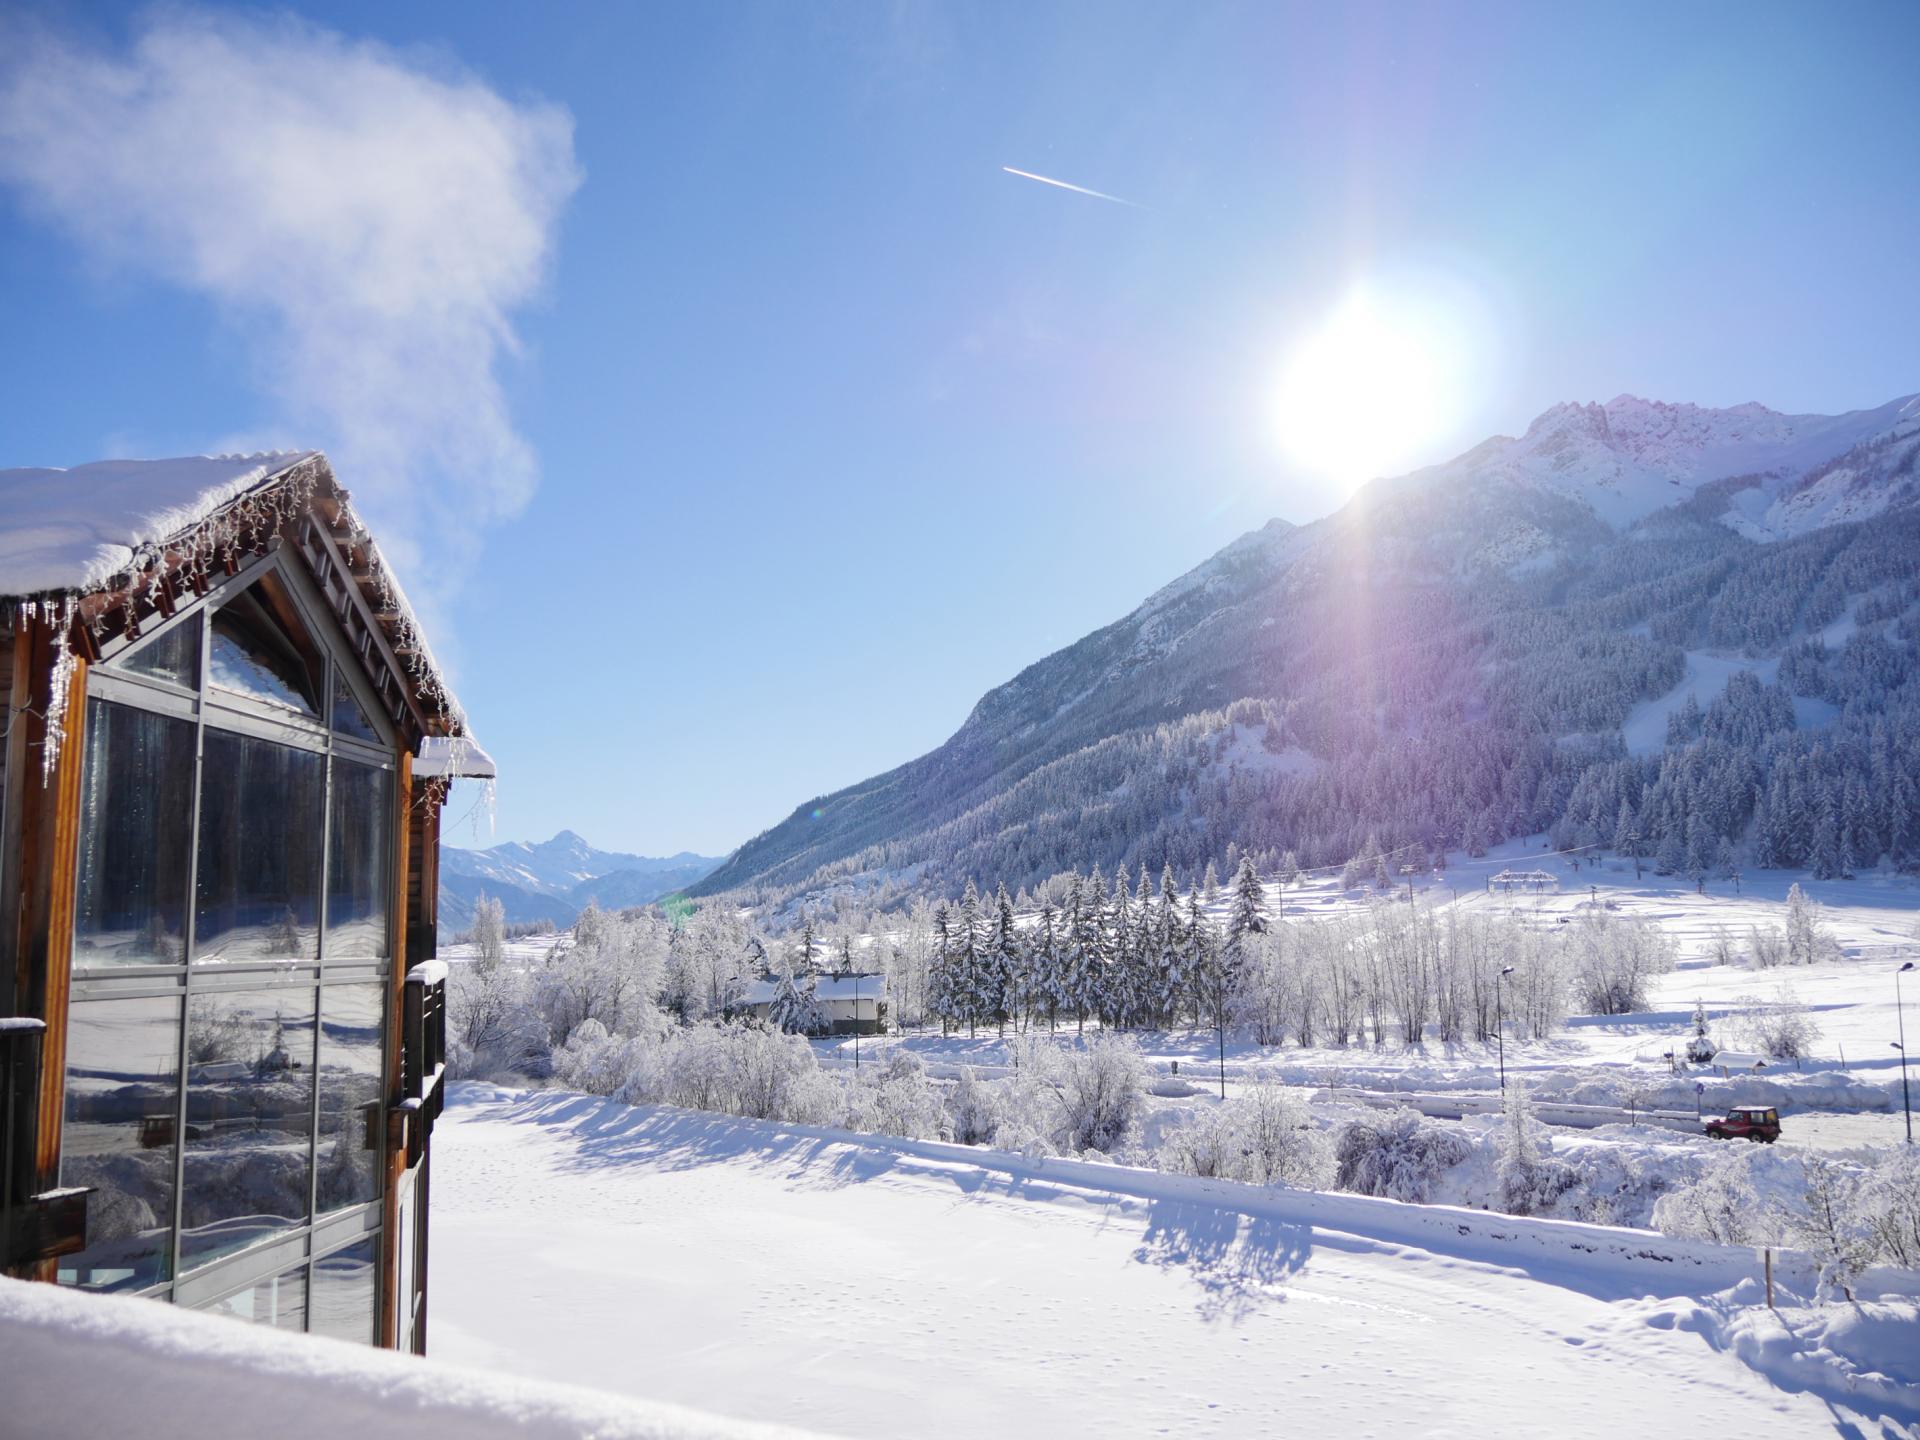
(1704, 1105, 1781, 1142)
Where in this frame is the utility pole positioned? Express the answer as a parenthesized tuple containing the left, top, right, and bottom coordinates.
(1898, 962, 1914, 1144)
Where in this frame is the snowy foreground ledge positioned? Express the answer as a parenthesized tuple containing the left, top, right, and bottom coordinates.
(0, 1274, 826, 1440)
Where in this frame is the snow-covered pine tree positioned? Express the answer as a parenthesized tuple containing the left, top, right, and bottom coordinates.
(1225, 855, 1267, 965)
(1132, 864, 1155, 1027)
(1061, 871, 1089, 1033)
(1182, 882, 1210, 1028)
(1076, 863, 1109, 1029)
(1106, 868, 1134, 1028)
(956, 880, 985, 1037)
(987, 882, 1021, 1037)
(1278, 850, 1301, 888)
(1686, 998, 1717, 1064)
(928, 901, 954, 1034)
(1031, 900, 1061, 1031)
(1611, 798, 1636, 858)
(1155, 862, 1185, 1027)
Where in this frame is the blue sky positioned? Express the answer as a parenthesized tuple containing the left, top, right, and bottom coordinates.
(2, 2, 1916, 858)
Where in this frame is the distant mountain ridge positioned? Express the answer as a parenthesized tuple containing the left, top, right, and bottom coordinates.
(691, 391, 1920, 908)
(440, 830, 721, 934)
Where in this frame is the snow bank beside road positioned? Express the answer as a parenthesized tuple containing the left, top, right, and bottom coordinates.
(446, 1083, 1898, 1305)
(0, 1274, 826, 1440)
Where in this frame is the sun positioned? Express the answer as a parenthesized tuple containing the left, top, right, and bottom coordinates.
(1273, 289, 1461, 491)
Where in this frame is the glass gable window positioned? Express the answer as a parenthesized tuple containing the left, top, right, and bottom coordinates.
(332, 668, 382, 744)
(58, 995, 183, 1292)
(209, 576, 323, 717)
(73, 701, 196, 966)
(194, 731, 325, 962)
(120, 619, 200, 690)
(62, 556, 405, 1340)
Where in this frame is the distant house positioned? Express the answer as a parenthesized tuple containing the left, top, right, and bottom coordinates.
(1, 452, 493, 1356)
(1488, 868, 1559, 895)
(739, 971, 887, 1035)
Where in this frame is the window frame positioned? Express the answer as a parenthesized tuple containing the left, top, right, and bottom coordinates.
(63, 545, 403, 1326)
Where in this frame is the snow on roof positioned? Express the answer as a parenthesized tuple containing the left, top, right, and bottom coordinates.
(416, 734, 499, 780)
(0, 1275, 825, 1440)
(741, 973, 884, 1004)
(0, 452, 315, 598)
(0, 450, 489, 779)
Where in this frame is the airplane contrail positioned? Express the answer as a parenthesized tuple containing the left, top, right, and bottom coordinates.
(1002, 165, 1142, 208)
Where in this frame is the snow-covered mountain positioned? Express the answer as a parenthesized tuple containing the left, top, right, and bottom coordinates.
(692, 392, 1920, 908)
(1385, 391, 1920, 533)
(440, 831, 721, 933)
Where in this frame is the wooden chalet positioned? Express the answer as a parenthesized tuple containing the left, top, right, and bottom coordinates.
(0, 451, 494, 1353)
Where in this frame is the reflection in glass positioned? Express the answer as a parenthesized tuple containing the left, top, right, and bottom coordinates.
(317, 984, 383, 1213)
(327, 760, 390, 958)
(73, 700, 195, 967)
(332, 668, 381, 744)
(311, 1237, 377, 1345)
(118, 617, 200, 690)
(209, 578, 322, 716)
(206, 1263, 307, 1332)
(194, 732, 323, 962)
(58, 996, 182, 1292)
(180, 986, 315, 1269)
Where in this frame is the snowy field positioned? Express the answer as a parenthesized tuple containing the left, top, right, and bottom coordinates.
(432, 1085, 1918, 1439)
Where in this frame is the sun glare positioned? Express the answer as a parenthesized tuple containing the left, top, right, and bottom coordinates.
(1273, 289, 1464, 492)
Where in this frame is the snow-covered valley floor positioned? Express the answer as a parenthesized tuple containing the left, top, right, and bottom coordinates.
(432, 1085, 1910, 1439)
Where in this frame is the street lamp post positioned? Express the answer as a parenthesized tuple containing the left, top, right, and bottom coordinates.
(1897, 961, 1914, 1145)
(854, 970, 862, 1072)
(1497, 965, 1516, 1091)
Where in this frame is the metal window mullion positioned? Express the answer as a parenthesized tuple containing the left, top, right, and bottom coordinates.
(307, 728, 332, 1321)
(169, 607, 210, 1298)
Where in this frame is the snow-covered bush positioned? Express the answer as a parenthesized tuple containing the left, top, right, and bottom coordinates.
(1565, 913, 1673, 1016)
(1161, 1081, 1332, 1189)
(549, 1015, 671, 1103)
(1864, 1147, 1920, 1269)
(1651, 1151, 1769, 1246)
(1790, 1155, 1876, 1302)
(533, 902, 669, 1048)
(1496, 1083, 1578, 1217)
(1334, 1107, 1471, 1203)
(865, 1054, 947, 1140)
(1228, 1080, 1333, 1187)
(1783, 883, 1841, 966)
(1055, 1034, 1147, 1153)
(1729, 987, 1822, 1060)
(946, 1066, 1000, 1146)
(1159, 1106, 1239, 1180)
(1747, 924, 1788, 970)
(448, 947, 543, 1079)
(661, 1020, 832, 1124)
